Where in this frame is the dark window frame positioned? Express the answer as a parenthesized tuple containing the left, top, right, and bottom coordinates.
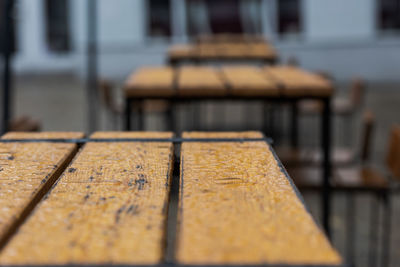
(146, 0, 172, 39)
(277, 0, 302, 38)
(377, 0, 400, 33)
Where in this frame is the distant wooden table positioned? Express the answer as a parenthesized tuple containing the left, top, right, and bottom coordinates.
(0, 131, 342, 266)
(124, 65, 334, 236)
(168, 43, 278, 65)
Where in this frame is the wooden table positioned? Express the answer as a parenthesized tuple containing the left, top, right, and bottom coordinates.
(0, 131, 341, 266)
(124, 65, 334, 236)
(168, 43, 278, 65)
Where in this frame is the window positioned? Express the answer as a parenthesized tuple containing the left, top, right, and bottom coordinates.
(378, 0, 400, 31)
(207, 0, 242, 34)
(148, 0, 171, 38)
(0, 0, 17, 53)
(186, 0, 262, 36)
(277, 0, 301, 36)
(45, 0, 70, 52)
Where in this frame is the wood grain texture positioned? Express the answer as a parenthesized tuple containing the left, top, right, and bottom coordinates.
(0, 132, 83, 248)
(177, 66, 227, 96)
(177, 131, 341, 265)
(0, 132, 174, 265)
(221, 66, 279, 96)
(265, 66, 333, 97)
(125, 67, 175, 97)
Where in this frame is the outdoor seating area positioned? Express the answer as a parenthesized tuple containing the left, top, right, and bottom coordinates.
(1, 1, 400, 267)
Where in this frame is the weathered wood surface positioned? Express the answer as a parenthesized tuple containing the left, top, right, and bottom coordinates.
(222, 66, 279, 96)
(177, 131, 341, 265)
(0, 132, 174, 265)
(0, 132, 83, 249)
(177, 66, 227, 96)
(265, 66, 333, 97)
(125, 67, 175, 97)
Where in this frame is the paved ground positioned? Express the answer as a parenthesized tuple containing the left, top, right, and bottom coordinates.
(3, 73, 400, 266)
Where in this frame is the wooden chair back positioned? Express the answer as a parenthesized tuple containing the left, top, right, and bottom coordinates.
(350, 77, 365, 107)
(386, 125, 400, 180)
(98, 79, 113, 109)
(360, 110, 375, 163)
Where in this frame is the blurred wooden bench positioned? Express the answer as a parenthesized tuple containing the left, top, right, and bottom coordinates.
(0, 131, 342, 266)
(125, 65, 332, 100)
(168, 42, 278, 65)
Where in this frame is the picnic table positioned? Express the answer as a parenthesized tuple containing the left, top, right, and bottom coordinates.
(124, 65, 334, 236)
(0, 131, 341, 266)
(168, 43, 278, 65)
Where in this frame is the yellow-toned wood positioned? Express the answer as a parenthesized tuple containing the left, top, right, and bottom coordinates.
(265, 66, 333, 97)
(0, 132, 83, 248)
(168, 44, 196, 59)
(169, 42, 277, 62)
(0, 132, 174, 265)
(177, 131, 341, 265)
(221, 66, 279, 96)
(178, 66, 227, 96)
(125, 67, 175, 97)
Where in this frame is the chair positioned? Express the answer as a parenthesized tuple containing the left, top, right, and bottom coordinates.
(288, 123, 400, 267)
(300, 77, 366, 147)
(278, 110, 375, 167)
(99, 79, 171, 130)
(8, 116, 41, 132)
(98, 80, 122, 130)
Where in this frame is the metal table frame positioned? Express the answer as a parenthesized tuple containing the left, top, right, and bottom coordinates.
(124, 94, 333, 237)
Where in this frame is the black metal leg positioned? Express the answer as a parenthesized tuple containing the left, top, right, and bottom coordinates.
(124, 98, 131, 131)
(1, 0, 14, 134)
(381, 193, 391, 267)
(166, 102, 174, 132)
(290, 102, 299, 148)
(86, 0, 98, 133)
(262, 102, 269, 135)
(322, 97, 332, 238)
(137, 102, 144, 131)
(346, 194, 356, 265)
(369, 194, 379, 267)
(270, 104, 276, 142)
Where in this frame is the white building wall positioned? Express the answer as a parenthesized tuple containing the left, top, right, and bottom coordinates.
(304, 0, 375, 41)
(11, 0, 400, 83)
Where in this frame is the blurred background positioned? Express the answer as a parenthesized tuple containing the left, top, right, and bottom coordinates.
(1, 0, 400, 266)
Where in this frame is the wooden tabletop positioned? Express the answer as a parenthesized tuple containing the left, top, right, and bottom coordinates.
(0, 131, 341, 266)
(168, 42, 278, 62)
(125, 66, 333, 98)
(177, 132, 341, 265)
(0, 132, 174, 265)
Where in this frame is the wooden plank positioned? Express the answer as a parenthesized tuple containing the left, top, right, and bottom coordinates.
(168, 44, 196, 61)
(248, 43, 277, 59)
(0, 132, 84, 249)
(125, 67, 175, 97)
(177, 66, 227, 96)
(265, 66, 333, 97)
(221, 66, 279, 96)
(0, 132, 174, 265)
(177, 131, 341, 265)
